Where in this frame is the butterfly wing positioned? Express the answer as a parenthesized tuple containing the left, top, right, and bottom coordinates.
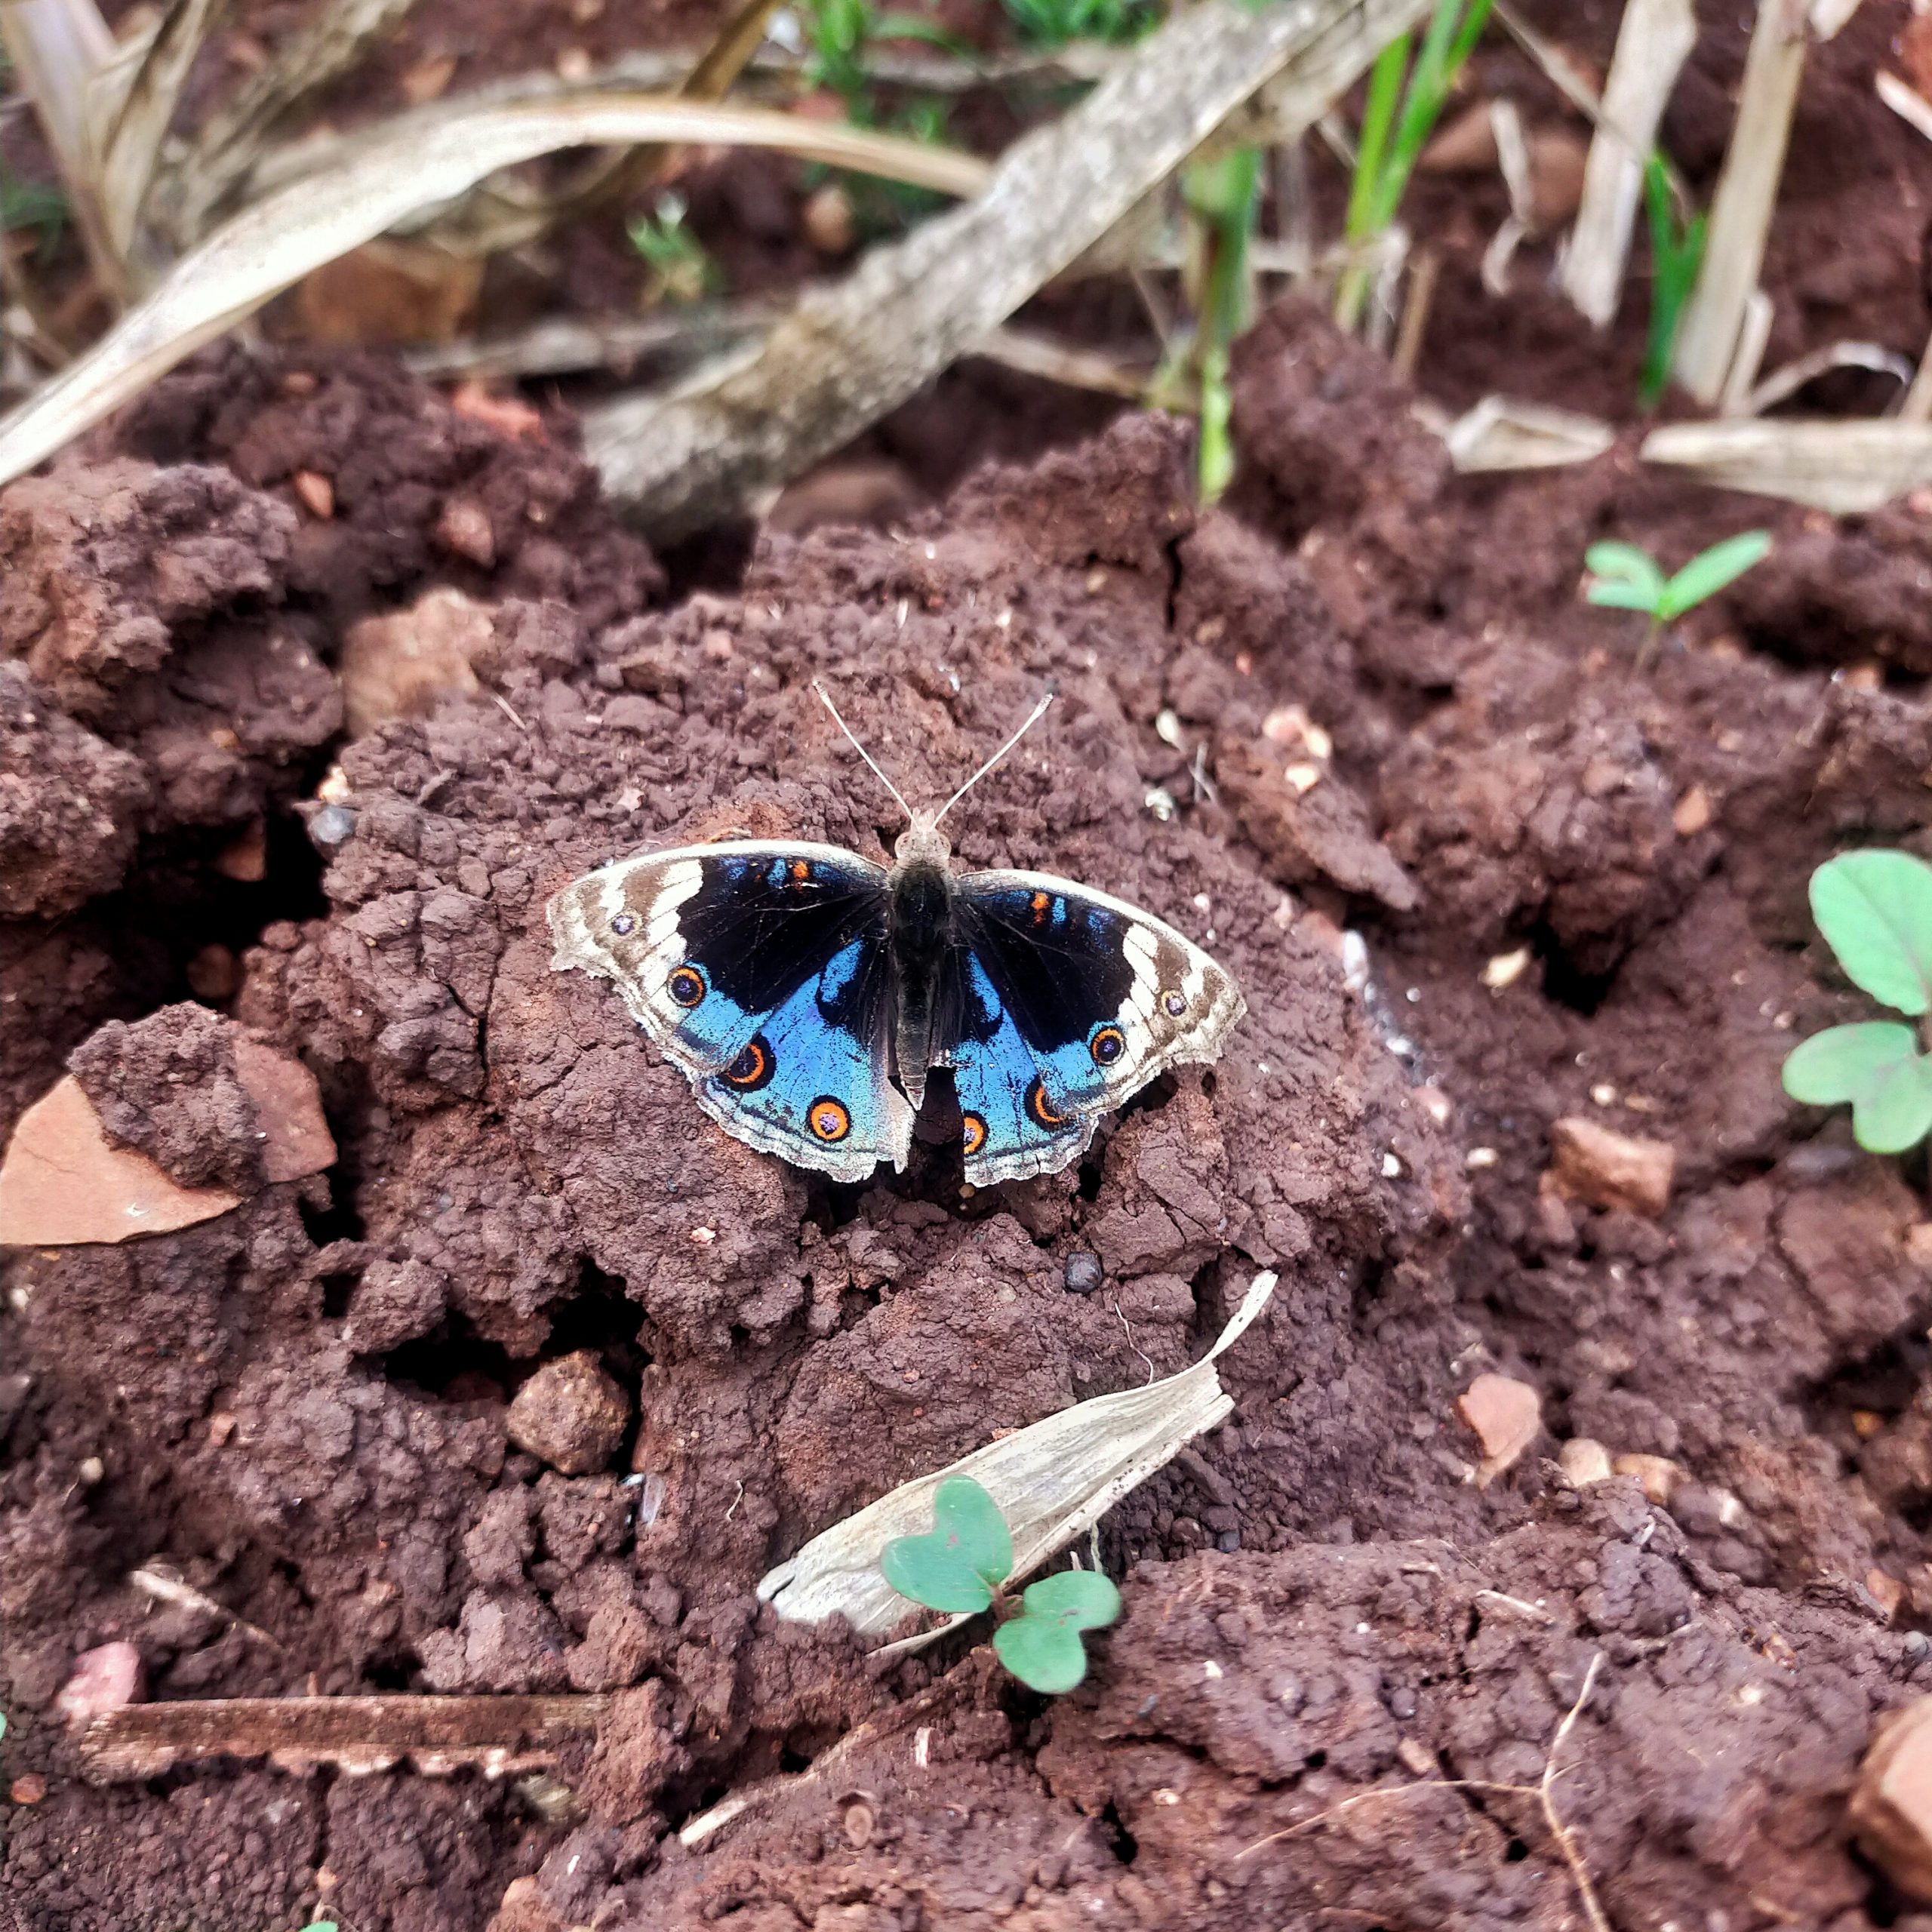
(945, 871, 1244, 1185)
(546, 840, 912, 1183)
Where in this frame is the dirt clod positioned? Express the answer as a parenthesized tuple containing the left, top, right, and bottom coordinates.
(54, 1642, 143, 1725)
(1546, 1117, 1675, 1217)
(506, 1352, 632, 1475)
(1457, 1372, 1542, 1486)
(338, 586, 494, 737)
(1558, 1437, 1614, 1487)
(1853, 1698, 1932, 1903)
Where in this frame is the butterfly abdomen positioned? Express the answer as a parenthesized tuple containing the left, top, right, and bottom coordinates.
(888, 858, 953, 1108)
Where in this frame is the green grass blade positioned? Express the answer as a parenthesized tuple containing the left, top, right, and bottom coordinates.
(1345, 31, 1411, 246)
(1810, 851, 1932, 1016)
(1658, 530, 1770, 620)
(1371, 0, 1492, 235)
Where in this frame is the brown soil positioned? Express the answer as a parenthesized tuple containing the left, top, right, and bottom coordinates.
(6, 2, 1932, 1924)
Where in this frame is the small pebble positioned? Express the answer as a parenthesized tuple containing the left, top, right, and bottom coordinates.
(1217, 1530, 1241, 1553)
(10, 1774, 46, 1804)
(1063, 1251, 1102, 1294)
(506, 1351, 632, 1475)
(1852, 1697, 1932, 1902)
(308, 804, 358, 849)
(1456, 1373, 1541, 1487)
(55, 1641, 143, 1725)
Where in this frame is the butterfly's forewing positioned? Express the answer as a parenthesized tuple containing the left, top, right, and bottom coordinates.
(546, 841, 912, 1182)
(945, 871, 1244, 1186)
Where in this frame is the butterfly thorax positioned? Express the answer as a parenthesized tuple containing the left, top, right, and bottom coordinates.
(888, 829, 955, 1109)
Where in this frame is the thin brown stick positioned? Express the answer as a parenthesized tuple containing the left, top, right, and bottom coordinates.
(80, 1694, 608, 1781)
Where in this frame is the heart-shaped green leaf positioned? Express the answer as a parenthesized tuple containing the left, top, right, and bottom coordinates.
(990, 1570, 1122, 1694)
(1783, 1020, 1932, 1154)
(880, 1476, 1014, 1614)
(1809, 852, 1932, 1017)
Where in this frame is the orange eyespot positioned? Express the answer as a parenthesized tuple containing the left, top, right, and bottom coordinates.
(724, 1038, 771, 1088)
(1090, 1025, 1126, 1068)
(791, 859, 811, 882)
(961, 1112, 988, 1158)
(1026, 1078, 1065, 1129)
(808, 1097, 851, 1143)
(668, 964, 706, 1008)
(1030, 891, 1051, 924)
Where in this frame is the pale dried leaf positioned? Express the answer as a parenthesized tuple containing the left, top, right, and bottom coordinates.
(0, 97, 990, 492)
(1438, 395, 1615, 471)
(758, 1272, 1278, 1642)
(1641, 418, 1932, 513)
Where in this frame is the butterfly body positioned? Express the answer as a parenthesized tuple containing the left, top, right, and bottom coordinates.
(546, 697, 1243, 1187)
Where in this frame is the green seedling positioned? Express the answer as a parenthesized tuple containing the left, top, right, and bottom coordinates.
(1583, 530, 1770, 670)
(1335, 0, 1494, 334)
(880, 1476, 1122, 1694)
(1180, 144, 1262, 503)
(1639, 152, 1704, 409)
(1784, 851, 1932, 1155)
(627, 193, 721, 306)
(1000, 0, 1156, 49)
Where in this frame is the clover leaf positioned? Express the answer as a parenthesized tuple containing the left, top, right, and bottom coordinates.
(1784, 851, 1932, 1154)
(881, 1476, 1014, 1614)
(991, 1571, 1122, 1694)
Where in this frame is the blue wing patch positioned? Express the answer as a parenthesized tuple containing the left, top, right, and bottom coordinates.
(546, 841, 912, 1183)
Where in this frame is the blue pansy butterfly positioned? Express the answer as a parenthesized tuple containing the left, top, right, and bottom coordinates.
(545, 687, 1244, 1186)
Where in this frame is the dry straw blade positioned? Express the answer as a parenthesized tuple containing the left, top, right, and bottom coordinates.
(758, 1270, 1278, 1644)
(1641, 419, 1932, 514)
(0, 96, 990, 493)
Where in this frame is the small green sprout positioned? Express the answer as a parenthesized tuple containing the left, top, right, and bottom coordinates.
(1181, 143, 1262, 503)
(999, 0, 1156, 49)
(1583, 530, 1770, 670)
(626, 193, 721, 306)
(1783, 851, 1932, 1155)
(880, 1476, 1122, 1694)
(1639, 152, 1704, 409)
(1334, 0, 1494, 334)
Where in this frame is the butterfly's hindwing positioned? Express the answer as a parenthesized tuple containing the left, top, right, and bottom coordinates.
(546, 841, 912, 1182)
(946, 871, 1245, 1185)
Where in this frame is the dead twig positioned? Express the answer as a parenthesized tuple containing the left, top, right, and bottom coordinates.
(131, 1563, 281, 1651)
(80, 1694, 608, 1780)
(587, 0, 1438, 538)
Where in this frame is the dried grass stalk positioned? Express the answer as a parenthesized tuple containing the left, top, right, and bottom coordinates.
(0, 97, 989, 492)
(758, 1271, 1278, 1642)
(1557, 0, 1695, 328)
(585, 0, 1437, 538)
(1641, 418, 1932, 513)
(1671, 0, 1805, 404)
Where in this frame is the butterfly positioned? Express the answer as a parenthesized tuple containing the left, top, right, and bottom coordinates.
(545, 685, 1244, 1186)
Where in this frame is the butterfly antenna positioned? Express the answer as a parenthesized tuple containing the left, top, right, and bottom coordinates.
(934, 690, 1055, 826)
(812, 680, 915, 825)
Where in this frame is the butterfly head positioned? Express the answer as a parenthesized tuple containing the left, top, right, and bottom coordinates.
(811, 680, 1054, 870)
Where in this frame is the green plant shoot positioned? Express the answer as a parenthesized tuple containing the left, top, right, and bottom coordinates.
(999, 0, 1156, 49)
(1639, 152, 1704, 409)
(627, 194, 721, 306)
(880, 1476, 1122, 1693)
(1784, 852, 1932, 1155)
(1335, 0, 1494, 334)
(1181, 145, 1262, 503)
(1583, 530, 1770, 669)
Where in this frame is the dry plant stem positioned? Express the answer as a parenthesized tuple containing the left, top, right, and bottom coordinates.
(79, 1694, 608, 1780)
(1879, 67, 1932, 143)
(1903, 321, 1932, 424)
(1557, 0, 1695, 327)
(1671, 0, 1806, 405)
(426, 0, 789, 256)
(1238, 1651, 1610, 1932)
(587, 0, 1436, 538)
(0, 0, 128, 295)
(0, 97, 989, 492)
(89, 0, 231, 263)
(1641, 417, 1932, 513)
(1390, 244, 1436, 381)
(154, 0, 419, 244)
